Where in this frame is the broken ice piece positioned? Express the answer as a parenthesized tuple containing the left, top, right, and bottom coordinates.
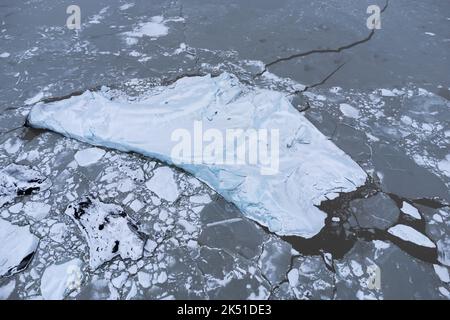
(0, 164, 51, 207)
(65, 197, 145, 269)
(387, 224, 436, 248)
(400, 202, 421, 220)
(145, 166, 180, 203)
(40, 258, 83, 300)
(437, 238, 450, 267)
(0, 218, 39, 277)
(23, 201, 51, 221)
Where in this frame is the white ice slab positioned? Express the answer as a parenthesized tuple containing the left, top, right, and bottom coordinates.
(388, 224, 436, 248)
(28, 73, 367, 238)
(0, 219, 39, 277)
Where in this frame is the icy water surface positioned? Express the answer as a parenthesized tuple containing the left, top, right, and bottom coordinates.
(0, 0, 449, 299)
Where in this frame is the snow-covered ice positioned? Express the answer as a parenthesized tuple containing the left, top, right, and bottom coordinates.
(28, 73, 367, 238)
(0, 164, 50, 207)
(40, 259, 83, 300)
(387, 224, 436, 248)
(0, 219, 39, 277)
(65, 197, 145, 269)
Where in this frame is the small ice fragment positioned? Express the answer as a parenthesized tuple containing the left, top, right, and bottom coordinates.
(339, 103, 360, 119)
(137, 271, 152, 288)
(287, 268, 299, 287)
(433, 264, 449, 283)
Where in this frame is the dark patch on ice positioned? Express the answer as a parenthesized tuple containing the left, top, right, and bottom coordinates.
(112, 241, 119, 254)
(71, 197, 93, 220)
(13, 252, 36, 275)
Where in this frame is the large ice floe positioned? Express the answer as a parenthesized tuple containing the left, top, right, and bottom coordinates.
(28, 73, 367, 238)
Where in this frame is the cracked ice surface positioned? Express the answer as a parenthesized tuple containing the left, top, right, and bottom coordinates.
(28, 73, 367, 238)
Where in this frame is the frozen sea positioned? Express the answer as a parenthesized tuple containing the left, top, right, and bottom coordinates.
(0, 0, 449, 300)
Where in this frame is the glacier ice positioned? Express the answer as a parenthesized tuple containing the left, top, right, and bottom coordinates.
(28, 73, 367, 238)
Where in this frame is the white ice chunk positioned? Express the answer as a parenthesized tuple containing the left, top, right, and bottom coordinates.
(433, 264, 450, 283)
(145, 167, 180, 203)
(124, 16, 168, 38)
(400, 202, 421, 219)
(40, 259, 82, 300)
(65, 197, 145, 269)
(28, 73, 367, 238)
(137, 271, 152, 288)
(339, 103, 360, 119)
(287, 268, 299, 287)
(0, 219, 39, 277)
(23, 201, 51, 221)
(387, 224, 436, 248)
(74, 147, 105, 167)
(437, 155, 450, 178)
